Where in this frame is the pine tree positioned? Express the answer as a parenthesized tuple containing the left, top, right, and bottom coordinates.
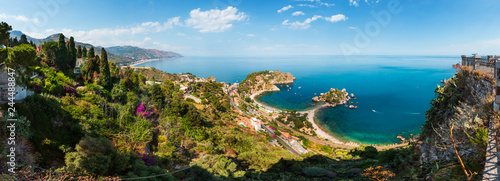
(77, 45, 82, 58)
(98, 48, 112, 90)
(30, 40, 36, 49)
(68, 37, 77, 70)
(20, 34, 28, 44)
(56, 34, 68, 71)
(82, 46, 87, 58)
(0, 21, 12, 46)
(87, 47, 95, 58)
(12, 37, 18, 47)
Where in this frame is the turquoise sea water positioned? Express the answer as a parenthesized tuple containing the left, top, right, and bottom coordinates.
(136, 55, 458, 144)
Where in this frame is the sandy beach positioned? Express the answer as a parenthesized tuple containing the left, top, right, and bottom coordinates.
(129, 58, 161, 67)
(300, 106, 360, 147)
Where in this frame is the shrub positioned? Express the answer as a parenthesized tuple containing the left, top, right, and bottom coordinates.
(349, 145, 378, 159)
(303, 167, 328, 177)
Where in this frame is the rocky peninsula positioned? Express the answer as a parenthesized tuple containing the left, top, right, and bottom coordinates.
(238, 70, 295, 96)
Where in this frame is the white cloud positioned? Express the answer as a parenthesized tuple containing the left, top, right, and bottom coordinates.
(278, 5, 293, 13)
(25, 17, 182, 48)
(0, 14, 39, 23)
(282, 15, 322, 29)
(177, 33, 187, 36)
(292, 11, 305, 16)
(294, 0, 334, 7)
(348, 27, 356, 29)
(298, 4, 316, 8)
(325, 14, 348, 23)
(349, 0, 359, 6)
(186, 6, 247, 33)
(246, 34, 255, 37)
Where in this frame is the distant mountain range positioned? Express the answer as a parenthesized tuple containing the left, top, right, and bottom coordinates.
(10, 30, 182, 65)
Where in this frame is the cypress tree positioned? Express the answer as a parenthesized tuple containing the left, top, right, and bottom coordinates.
(30, 40, 35, 49)
(99, 48, 112, 90)
(82, 46, 87, 58)
(68, 37, 77, 70)
(56, 34, 68, 70)
(20, 34, 28, 44)
(77, 45, 82, 58)
(87, 46, 95, 58)
(12, 37, 18, 47)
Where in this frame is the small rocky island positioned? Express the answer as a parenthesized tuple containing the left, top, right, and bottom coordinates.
(312, 88, 357, 108)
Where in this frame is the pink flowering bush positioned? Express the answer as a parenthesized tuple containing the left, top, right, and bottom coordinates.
(136, 102, 155, 118)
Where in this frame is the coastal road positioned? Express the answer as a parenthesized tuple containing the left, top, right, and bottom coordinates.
(261, 125, 301, 156)
(229, 93, 301, 155)
(184, 94, 201, 104)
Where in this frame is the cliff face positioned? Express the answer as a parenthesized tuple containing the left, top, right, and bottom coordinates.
(417, 66, 495, 179)
(238, 70, 295, 95)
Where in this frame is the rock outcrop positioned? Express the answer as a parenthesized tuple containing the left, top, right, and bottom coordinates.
(417, 67, 495, 179)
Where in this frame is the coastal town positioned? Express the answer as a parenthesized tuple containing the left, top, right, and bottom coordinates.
(129, 67, 409, 157)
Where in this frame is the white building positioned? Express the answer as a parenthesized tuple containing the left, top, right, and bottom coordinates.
(250, 117, 262, 132)
(0, 63, 34, 102)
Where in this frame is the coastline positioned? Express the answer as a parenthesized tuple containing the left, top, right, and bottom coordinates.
(129, 58, 162, 67)
(250, 89, 360, 147)
(300, 105, 360, 146)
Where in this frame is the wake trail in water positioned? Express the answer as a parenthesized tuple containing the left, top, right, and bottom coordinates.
(404, 112, 421, 115)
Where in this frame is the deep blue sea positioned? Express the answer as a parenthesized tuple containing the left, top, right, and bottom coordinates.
(136, 55, 458, 145)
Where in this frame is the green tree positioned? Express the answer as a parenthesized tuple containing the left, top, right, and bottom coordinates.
(150, 84, 165, 108)
(3, 44, 37, 85)
(82, 46, 87, 58)
(82, 56, 100, 83)
(122, 68, 139, 91)
(98, 48, 112, 90)
(77, 45, 82, 58)
(40, 41, 58, 66)
(56, 34, 68, 71)
(0, 21, 12, 46)
(12, 37, 18, 47)
(68, 37, 77, 70)
(19, 34, 29, 45)
(111, 84, 125, 103)
(87, 46, 95, 58)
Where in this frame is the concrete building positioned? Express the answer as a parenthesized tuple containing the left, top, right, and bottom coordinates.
(289, 139, 307, 154)
(250, 117, 262, 132)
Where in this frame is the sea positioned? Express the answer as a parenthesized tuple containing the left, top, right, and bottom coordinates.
(136, 55, 458, 145)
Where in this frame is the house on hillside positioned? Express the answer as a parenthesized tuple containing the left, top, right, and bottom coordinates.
(0, 63, 34, 102)
(289, 139, 307, 154)
(250, 118, 262, 132)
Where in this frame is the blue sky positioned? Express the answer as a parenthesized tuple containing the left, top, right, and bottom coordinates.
(1, 0, 499, 56)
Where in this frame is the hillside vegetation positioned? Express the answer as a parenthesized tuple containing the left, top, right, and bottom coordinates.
(238, 70, 294, 96)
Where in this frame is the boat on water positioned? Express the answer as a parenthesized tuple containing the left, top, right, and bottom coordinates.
(372, 109, 376, 112)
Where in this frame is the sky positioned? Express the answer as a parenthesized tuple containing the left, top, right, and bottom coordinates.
(1, 0, 500, 56)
